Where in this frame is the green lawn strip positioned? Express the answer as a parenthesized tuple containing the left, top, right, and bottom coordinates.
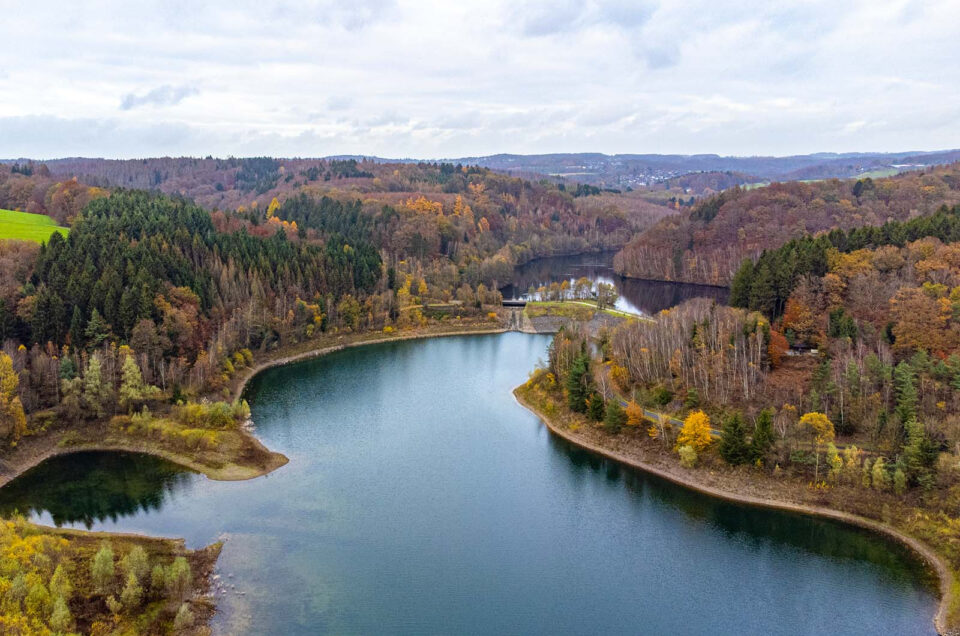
(0, 208, 69, 242)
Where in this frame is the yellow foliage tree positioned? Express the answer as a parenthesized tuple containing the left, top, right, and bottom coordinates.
(0, 353, 26, 443)
(266, 197, 280, 218)
(799, 411, 835, 484)
(676, 410, 712, 452)
(624, 401, 644, 427)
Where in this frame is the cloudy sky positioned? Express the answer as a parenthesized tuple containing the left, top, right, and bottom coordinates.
(1, 0, 958, 159)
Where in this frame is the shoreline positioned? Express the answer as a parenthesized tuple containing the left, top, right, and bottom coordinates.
(0, 324, 510, 491)
(612, 270, 732, 290)
(232, 325, 508, 400)
(512, 387, 955, 636)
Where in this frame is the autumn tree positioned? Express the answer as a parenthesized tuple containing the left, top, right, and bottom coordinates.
(118, 354, 159, 412)
(799, 412, 835, 483)
(676, 410, 712, 452)
(625, 401, 644, 427)
(595, 283, 619, 311)
(91, 543, 115, 595)
(83, 354, 113, 418)
(0, 352, 27, 442)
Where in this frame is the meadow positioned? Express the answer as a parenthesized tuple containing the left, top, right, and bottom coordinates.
(0, 208, 68, 242)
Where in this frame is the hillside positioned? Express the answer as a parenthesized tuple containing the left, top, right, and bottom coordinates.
(0, 208, 68, 243)
(614, 164, 960, 286)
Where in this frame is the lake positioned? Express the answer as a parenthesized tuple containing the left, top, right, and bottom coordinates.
(0, 333, 937, 635)
(501, 252, 729, 316)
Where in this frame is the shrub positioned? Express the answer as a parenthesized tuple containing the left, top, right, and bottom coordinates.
(173, 603, 195, 631)
(652, 386, 673, 407)
(678, 444, 698, 468)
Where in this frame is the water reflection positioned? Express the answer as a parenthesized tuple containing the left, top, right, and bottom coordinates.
(0, 451, 195, 528)
(546, 432, 936, 591)
(502, 252, 729, 315)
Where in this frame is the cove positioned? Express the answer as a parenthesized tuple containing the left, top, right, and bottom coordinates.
(0, 333, 938, 635)
(500, 251, 729, 316)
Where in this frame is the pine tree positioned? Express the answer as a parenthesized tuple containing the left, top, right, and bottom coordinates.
(719, 412, 750, 465)
(565, 353, 591, 413)
(894, 361, 918, 427)
(587, 392, 605, 422)
(902, 418, 939, 489)
(729, 259, 755, 308)
(603, 400, 626, 433)
(749, 408, 775, 464)
(84, 308, 111, 348)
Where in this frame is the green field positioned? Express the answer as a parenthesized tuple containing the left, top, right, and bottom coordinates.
(0, 208, 69, 243)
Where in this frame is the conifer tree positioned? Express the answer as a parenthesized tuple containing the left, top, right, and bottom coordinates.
(750, 408, 775, 464)
(719, 412, 750, 465)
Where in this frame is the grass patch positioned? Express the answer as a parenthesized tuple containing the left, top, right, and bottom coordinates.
(0, 208, 68, 243)
(525, 301, 596, 321)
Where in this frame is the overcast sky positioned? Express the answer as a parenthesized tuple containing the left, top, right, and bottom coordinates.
(1, 0, 958, 159)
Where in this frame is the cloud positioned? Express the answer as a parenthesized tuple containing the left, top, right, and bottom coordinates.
(120, 85, 199, 111)
(0, 0, 957, 158)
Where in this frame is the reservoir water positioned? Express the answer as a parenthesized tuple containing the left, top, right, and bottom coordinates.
(500, 252, 729, 316)
(0, 333, 937, 635)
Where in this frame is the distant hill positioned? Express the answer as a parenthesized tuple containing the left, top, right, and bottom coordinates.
(9, 150, 960, 196)
(613, 163, 960, 286)
(453, 150, 960, 190)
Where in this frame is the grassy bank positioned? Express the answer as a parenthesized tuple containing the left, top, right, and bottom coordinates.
(0, 208, 68, 243)
(513, 379, 958, 635)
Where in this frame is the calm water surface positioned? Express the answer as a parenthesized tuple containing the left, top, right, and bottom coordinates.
(0, 333, 937, 635)
(501, 252, 729, 315)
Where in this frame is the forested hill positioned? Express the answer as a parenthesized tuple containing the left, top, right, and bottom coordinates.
(0, 159, 672, 442)
(613, 163, 960, 286)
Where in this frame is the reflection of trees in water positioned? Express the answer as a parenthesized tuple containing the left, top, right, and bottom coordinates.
(503, 252, 728, 315)
(546, 433, 933, 590)
(0, 451, 195, 528)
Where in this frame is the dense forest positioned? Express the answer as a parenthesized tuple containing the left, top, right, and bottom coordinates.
(518, 201, 960, 565)
(614, 164, 960, 285)
(0, 157, 671, 450)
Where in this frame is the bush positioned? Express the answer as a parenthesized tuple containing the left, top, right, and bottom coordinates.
(678, 444, 698, 468)
(173, 603, 195, 631)
(652, 386, 673, 407)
